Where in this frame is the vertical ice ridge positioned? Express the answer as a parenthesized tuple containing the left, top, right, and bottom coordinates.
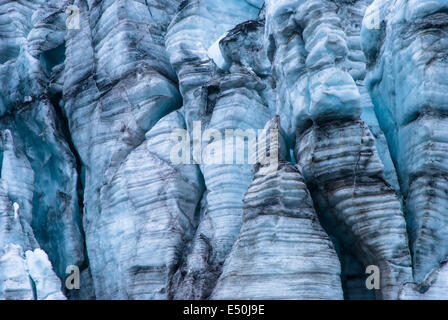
(0, 0, 85, 294)
(172, 71, 272, 299)
(211, 161, 344, 300)
(165, 0, 262, 131)
(361, 0, 448, 285)
(170, 16, 273, 299)
(1, 0, 448, 300)
(89, 110, 204, 299)
(0, 156, 64, 300)
(266, 0, 412, 299)
(62, 0, 184, 298)
(295, 120, 413, 299)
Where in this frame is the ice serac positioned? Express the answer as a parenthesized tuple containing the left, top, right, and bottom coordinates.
(265, 0, 413, 299)
(62, 0, 190, 299)
(337, 0, 400, 191)
(0, 244, 35, 300)
(94, 110, 203, 299)
(0, 151, 64, 300)
(165, 0, 263, 129)
(24, 249, 66, 300)
(0, 0, 85, 298)
(212, 159, 343, 299)
(2, 0, 448, 301)
(0, 244, 65, 300)
(296, 120, 412, 299)
(167, 7, 273, 299)
(361, 0, 448, 287)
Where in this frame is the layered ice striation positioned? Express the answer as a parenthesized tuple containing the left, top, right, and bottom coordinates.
(265, 0, 412, 299)
(170, 15, 274, 299)
(62, 0, 189, 299)
(0, 0, 448, 300)
(212, 161, 343, 299)
(0, 0, 84, 299)
(0, 141, 65, 299)
(362, 0, 448, 287)
(212, 120, 342, 299)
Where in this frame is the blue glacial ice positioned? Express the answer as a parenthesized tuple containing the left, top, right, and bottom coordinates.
(0, 0, 447, 300)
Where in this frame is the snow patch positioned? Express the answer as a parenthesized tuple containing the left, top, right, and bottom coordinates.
(207, 33, 231, 71)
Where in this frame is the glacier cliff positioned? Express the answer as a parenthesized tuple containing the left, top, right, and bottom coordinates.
(0, 0, 447, 300)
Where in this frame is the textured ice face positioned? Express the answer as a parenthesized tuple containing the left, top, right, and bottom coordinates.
(399, 261, 448, 300)
(362, 0, 448, 283)
(265, 0, 363, 142)
(61, 0, 187, 299)
(1, 0, 448, 300)
(0, 0, 85, 299)
(170, 14, 275, 299)
(165, 0, 262, 135)
(0, 244, 65, 300)
(265, 0, 412, 299)
(212, 161, 343, 300)
(24, 248, 66, 300)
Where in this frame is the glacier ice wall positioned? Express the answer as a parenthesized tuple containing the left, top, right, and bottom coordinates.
(0, 0, 447, 300)
(361, 0, 448, 285)
(0, 0, 85, 299)
(168, 10, 275, 299)
(212, 120, 343, 299)
(265, 0, 412, 299)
